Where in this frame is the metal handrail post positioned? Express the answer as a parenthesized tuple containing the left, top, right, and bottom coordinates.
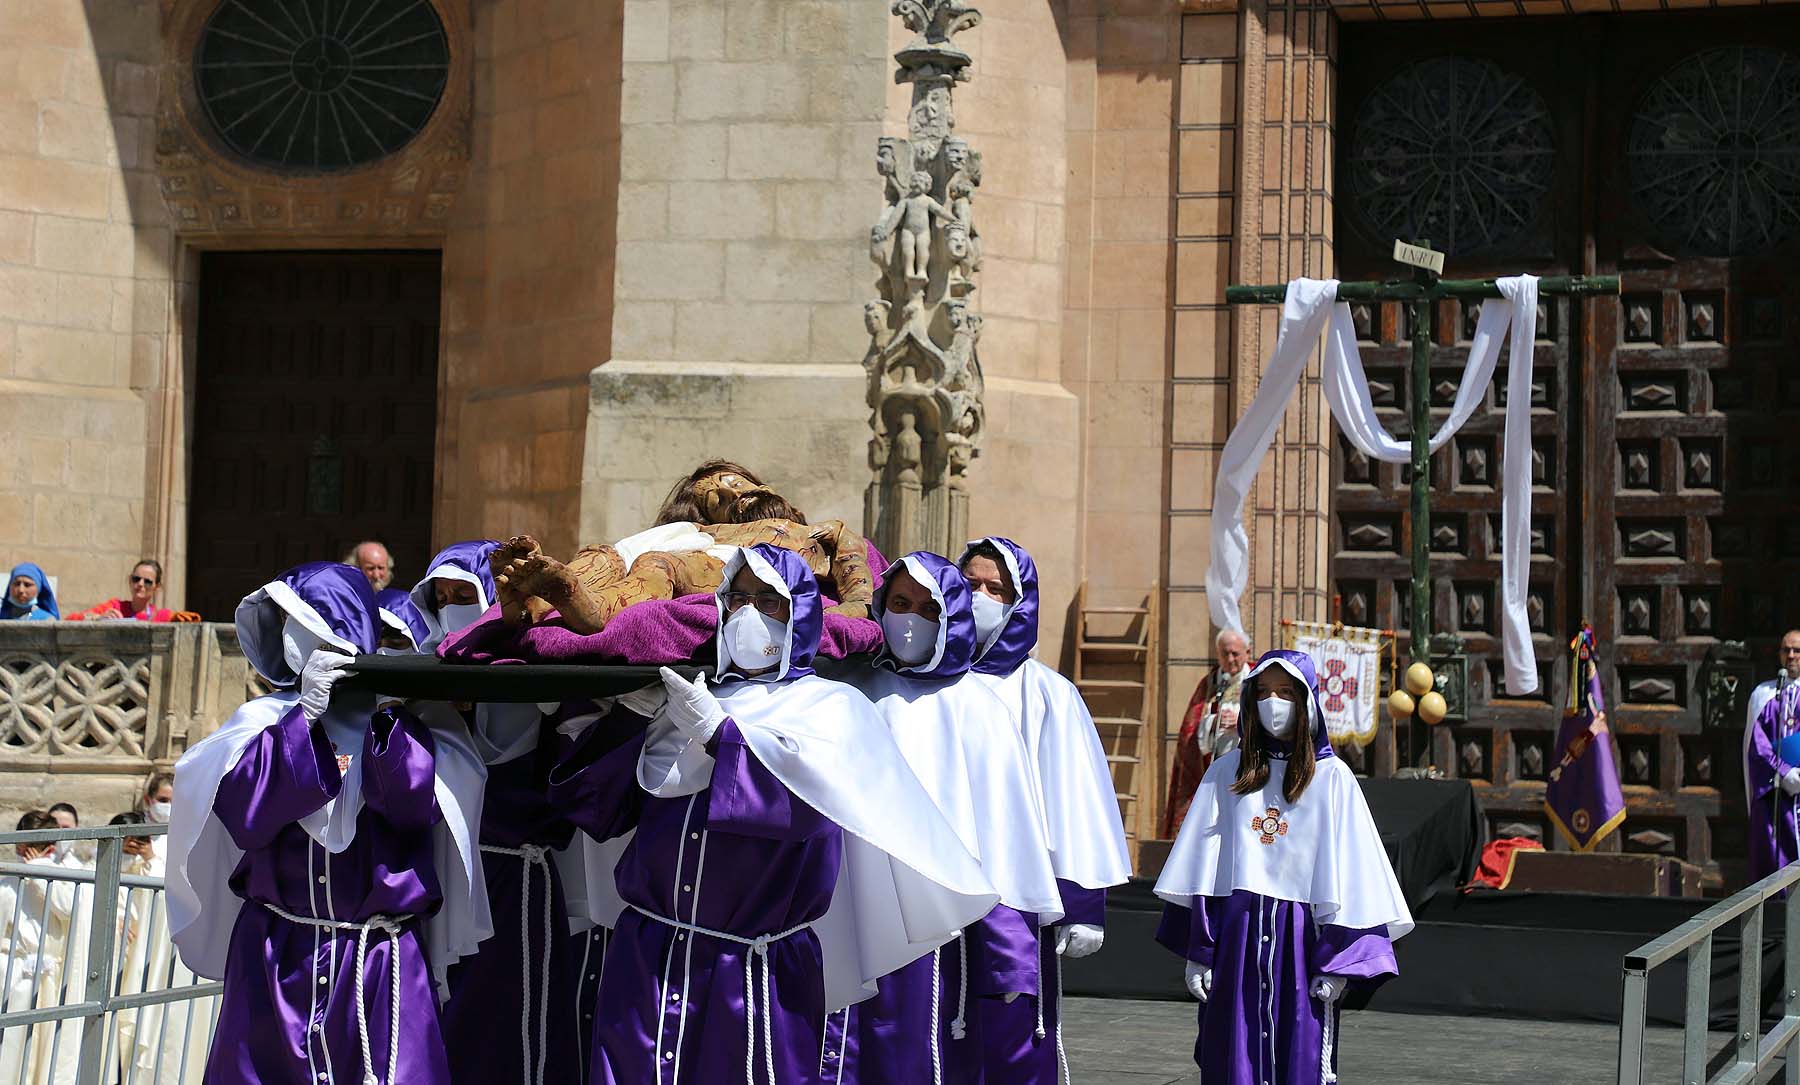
(1787, 886, 1800, 1085)
(1686, 934, 1712, 1085)
(1739, 901, 1764, 1075)
(1620, 966, 1649, 1085)
(75, 834, 121, 1085)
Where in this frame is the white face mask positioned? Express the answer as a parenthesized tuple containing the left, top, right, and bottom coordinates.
(438, 602, 485, 637)
(970, 593, 1007, 649)
(882, 610, 940, 667)
(1259, 697, 1296, 740)
(146, 801, 171, 824)
(281, 616, 328, 678)
(51, 841, 71, 862)
(723, 605, 787, 675)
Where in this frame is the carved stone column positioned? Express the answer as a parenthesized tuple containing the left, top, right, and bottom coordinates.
(863, 0, 986, 560)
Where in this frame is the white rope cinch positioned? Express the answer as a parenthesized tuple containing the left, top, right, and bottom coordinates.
(263, 902, 409, 1085)
(481, 842, 554, 1085)
(629, 904, 814, 1084)
(1317, 985, 1341, 1085)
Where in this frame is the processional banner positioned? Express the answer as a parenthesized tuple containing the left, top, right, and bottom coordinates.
(1284, 621, 1383, 749)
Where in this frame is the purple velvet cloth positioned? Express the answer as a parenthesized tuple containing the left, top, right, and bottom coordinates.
(439, 593, 884, 666)
(1156, 890, 1396, 1084)
(549, 715, 843, 1085)
(205, 704, 449, 1085)
(443, 721, 583, 1085)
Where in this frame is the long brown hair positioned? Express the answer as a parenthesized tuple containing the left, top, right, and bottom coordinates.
(653, 460, 767, 525)
(1231, 663, 1318, 804)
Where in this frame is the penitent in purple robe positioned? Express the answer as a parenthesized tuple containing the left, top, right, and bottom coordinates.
(551, 715, 842, 1085)
(206, 704, 451, 1085)
(974, 881, 1106, 1083)
(1747, 683, 1800, 879)
(443, 713, 583, 1085)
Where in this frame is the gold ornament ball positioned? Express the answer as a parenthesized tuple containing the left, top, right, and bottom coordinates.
(1418, 691, 1448, 725)
(1387, 690, 1416, 719)
(1404, 662, 1435, 697)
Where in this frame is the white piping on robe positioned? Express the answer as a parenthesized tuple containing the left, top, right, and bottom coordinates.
(263, 902, 412, 1085)
(653, 796, 699, 1078)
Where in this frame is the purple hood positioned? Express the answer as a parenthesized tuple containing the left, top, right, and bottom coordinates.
(715, 544, 823, 683)
(873, 551, 978, 679)
(958, 537, 1038, 676)
(1241, 649, 1336, 762)
(235, 562, 379, 687)
(375, 587, 431, 651)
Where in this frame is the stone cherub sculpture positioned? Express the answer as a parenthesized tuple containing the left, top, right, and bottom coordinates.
(489, 460, 877, 634)
(873, 171, 956, 285)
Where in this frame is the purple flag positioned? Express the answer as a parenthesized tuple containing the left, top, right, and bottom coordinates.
(1544, 625, 1627, 851)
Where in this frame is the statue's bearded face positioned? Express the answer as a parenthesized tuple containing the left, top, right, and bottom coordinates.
(693, 470, 762, 522)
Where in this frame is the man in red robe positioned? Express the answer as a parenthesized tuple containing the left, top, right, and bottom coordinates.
(1161, 629, 1250, 838)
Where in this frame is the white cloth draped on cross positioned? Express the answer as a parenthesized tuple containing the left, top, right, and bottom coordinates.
(1204, 275, 1542, 696)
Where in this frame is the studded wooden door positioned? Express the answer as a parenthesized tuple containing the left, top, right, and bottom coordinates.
(188, 251, 441, 623)
(1336, 14, 1800, 884)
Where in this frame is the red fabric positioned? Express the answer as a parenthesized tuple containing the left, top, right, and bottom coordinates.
(1464, 837, 1544, 892)
(1161, 672, 1216, 839)
(69, 598, 174, 622)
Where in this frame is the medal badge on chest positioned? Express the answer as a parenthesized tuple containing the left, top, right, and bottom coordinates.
(1252, 806, 1288, 845)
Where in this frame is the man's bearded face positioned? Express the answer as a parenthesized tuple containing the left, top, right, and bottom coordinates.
(694, 471, 764, 522)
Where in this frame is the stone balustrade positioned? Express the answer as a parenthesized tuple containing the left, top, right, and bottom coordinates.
(0, 622, 262, 821)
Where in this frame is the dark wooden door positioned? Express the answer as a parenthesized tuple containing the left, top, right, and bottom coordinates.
(189, 251, 440, 623)
(1336, 13, 1800, 884)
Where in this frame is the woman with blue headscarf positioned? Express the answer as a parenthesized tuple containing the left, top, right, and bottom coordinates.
(1153, 650, 1411, 1085)
(3, 563, 58, 620)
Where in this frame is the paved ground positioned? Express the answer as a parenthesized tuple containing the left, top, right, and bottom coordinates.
(1061, 996, 1738, 1084)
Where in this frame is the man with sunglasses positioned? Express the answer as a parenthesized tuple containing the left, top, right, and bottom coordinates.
(549, 543, 999, 1084)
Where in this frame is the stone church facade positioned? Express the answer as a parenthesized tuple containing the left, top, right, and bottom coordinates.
(4, 0, 1800, 879)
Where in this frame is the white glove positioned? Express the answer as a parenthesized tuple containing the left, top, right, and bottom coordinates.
(1782, 768, 1800, 796)
(1184, 961, 1212, 1002)
(297, 650, 352, 722)
(1056, 923, 1104, 959)
(1312, 975, 1347, 1002)
(659, 666, 726, 743)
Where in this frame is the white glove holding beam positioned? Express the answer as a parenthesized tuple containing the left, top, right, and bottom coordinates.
(1782, 768, 1800, 796)
(1184, 961, 1212, 1002)
(1056, 923, 1104, 959)
(659, 666, 727, 743)
(297, 650, 352, 722)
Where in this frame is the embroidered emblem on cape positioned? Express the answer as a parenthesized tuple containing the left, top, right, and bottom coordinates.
(1571, 808, 1590, 834)
(1252, 807, 1288, 845)
(762, 643, 780, 657)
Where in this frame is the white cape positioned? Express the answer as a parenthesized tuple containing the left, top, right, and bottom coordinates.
(1154, 750, 1412, 937)
(973, 661, 1131, 891)
(167, 692, 492, 998)
(856, 667, 1065, 923)
(638, 674, 1001, 1010)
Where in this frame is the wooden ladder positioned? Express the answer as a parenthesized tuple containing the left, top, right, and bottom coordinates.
(1071, 579, 1161, 871)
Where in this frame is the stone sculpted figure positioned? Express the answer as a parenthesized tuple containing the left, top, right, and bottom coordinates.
(489, 461, 876, 634)
(874, 171, 955, 285)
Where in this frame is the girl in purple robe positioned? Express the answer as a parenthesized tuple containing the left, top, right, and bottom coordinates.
(549, 544, 1000, 1085)
(840, 551, 1064, 1085)
(958, 537, 1132, 1083)
(1154, 650, 1411, 1085)
(167, 562, 490, 1085)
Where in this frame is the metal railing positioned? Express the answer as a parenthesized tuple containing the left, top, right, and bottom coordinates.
(0, 824, 221, 1085)
(1619, 862, 1800, 1085)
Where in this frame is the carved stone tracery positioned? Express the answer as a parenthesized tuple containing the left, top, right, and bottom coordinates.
(864, 0, 986, 560)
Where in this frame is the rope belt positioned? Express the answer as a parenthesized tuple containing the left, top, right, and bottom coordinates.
(1318, 987, 1341, 1085)
(262, 902, 411, 1085)
(481, 842, 554, 1085)
(628, 904, 814, 1084)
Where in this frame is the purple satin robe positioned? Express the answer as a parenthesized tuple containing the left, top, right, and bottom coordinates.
(975, 880, 1106, 1083)
(1747, 685, 1800, 879)
(829, 903, 1037, 1085)
(1156, 890, 1396, 1085)
(550, 713, 843, 1085)
(443, 719, 582, 1085)
(206, 705, 449, 1085)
